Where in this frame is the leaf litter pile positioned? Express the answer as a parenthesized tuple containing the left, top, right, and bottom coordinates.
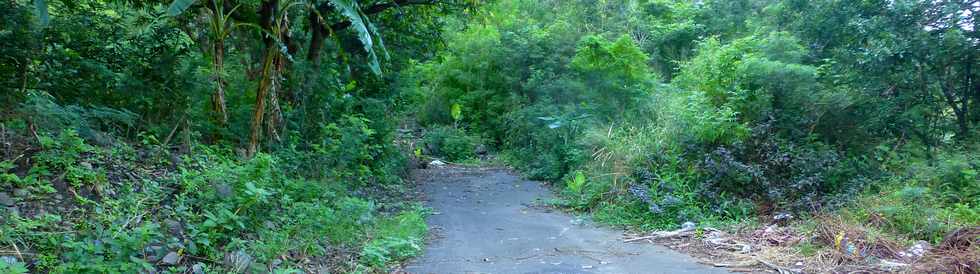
(624, 216, 979, 273)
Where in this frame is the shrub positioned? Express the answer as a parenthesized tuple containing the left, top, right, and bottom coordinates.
(19, 91, 136, 142)
(360, 208, 427, 268)
(501, 104, 590, 181)
(422, 126, 478, 161)
(701, 121, 843, 211)
(838, 148, 979, 243)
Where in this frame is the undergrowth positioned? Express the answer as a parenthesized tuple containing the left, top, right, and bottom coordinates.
(0, 102, 426, 273)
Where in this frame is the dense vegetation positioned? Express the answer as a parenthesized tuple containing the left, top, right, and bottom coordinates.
(1, 0, 978, 273)
(1, 0, 475, 272)
(408, 0, 978, 260)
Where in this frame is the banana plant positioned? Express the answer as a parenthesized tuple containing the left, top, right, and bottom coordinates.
(308, 0, 388, 75)
(167, 0, 389, 156)
(168, 0, 387, 75)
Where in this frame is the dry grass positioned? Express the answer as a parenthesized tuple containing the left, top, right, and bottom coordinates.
(630, 215, 979, 274)
(915, 227, 980, 274)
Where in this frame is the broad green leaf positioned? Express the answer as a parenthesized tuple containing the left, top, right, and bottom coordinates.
(568, 170, 586, 193)
(451, 103, 462, 121)
(168, 0, 196, 16)
(364, 15, 390, 60)
(327, 0, 382, 75)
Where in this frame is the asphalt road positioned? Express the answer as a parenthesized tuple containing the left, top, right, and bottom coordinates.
(403, 167, 732, 274)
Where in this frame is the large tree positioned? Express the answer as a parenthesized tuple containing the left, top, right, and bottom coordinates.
(163, 0, 477, 155)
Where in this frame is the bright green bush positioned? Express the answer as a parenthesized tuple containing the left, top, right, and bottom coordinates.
(360, 208, 427, 268)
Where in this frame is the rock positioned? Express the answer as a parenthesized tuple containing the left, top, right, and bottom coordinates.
(0, 193, 14, 206)
(224, 250, 253, 273)
(429, 160, 447, 168)
(164, 219, 183, 236)
(144, 245, 164, 262)
(681, 221, 696, 230)
(160, 251, 181, 265)
(12, 188, 28, 197)
(474, 144, 488, 155)
(80, 162, 93, 169)
(191, 263, 206, 274)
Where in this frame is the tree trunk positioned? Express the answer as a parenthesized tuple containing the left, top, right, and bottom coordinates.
(247, 48, 277, 157)
(266, 55, 285, 143)
(247, 0, 280, 157)
(308, 10, 325, 62)
(211, 39, 229, 127)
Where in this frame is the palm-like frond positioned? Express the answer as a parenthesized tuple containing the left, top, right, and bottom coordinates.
(326, 0, 385, 75)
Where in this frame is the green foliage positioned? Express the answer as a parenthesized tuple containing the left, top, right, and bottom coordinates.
(501, 104, 589, 181)
(1, 0, 467, 271)
(571, 35, 651, 83)
(33, 129, 106, 189)
(412, 0, 979, 239)
(422, 126, 477, 162)
(848, 185, 977, 243)
(326, 0, 388, 75)
(0, 259, 29, 274)
(360, 207, 427, 269)
(675, 32, 832, 130)
(450, 103, 463, 123)
(19, 91, 137, 143)
(566, 170, 586, 194)
(571, 34, 654, 116)
(0, 134, 420, 272)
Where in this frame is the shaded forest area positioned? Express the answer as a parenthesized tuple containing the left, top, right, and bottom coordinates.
(1, 0, 978, 273)
(1, 0, 476, 272)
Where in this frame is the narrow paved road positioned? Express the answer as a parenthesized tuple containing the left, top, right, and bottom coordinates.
(404, 166, 731, 274)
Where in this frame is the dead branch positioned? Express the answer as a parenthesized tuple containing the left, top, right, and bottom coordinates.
(624, 226, 696, 243)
